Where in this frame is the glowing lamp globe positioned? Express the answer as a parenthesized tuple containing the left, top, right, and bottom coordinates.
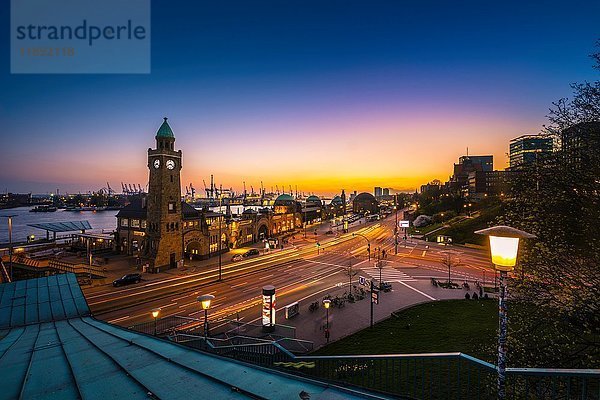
(475, 226, 535, 272)
(197, 294, 215, 310)
(151, 308, 160, 319)
(323, 299, 331, 309)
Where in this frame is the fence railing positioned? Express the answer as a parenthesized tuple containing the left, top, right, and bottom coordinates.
(129, 315, 201, 336)
(285, 353, 600, 400)
(48, 260, 106, 278)
(132, 319, 599, 399)
(170, 333, 299, 367)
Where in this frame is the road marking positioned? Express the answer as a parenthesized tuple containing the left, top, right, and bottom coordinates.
(305, 259, 367, 268)
(397, 281, 436, 300)
(230, 281, 248, 288)
(107, 316, 130, 324)
(171, 294, 191, 302)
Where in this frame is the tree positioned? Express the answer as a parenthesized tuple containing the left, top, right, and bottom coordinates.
(440, 251, 461, 285)
(500, 41, 600, 368)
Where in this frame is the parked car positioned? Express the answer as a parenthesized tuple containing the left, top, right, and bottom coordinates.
(231, 254, 243, 262)
(243, 249, 260, 258)
(112, 273, 142, 287)
(325, 230, 334, 235)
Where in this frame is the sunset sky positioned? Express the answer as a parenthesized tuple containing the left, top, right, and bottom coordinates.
(1, 0, 599, 196)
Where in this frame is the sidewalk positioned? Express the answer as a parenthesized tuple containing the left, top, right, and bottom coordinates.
(271, 280, 469, 350)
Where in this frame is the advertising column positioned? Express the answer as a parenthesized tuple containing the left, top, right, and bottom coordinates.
(262, 285, 276, 332)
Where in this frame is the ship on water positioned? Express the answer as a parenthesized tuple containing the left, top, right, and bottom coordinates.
(29, 205, 57, 212)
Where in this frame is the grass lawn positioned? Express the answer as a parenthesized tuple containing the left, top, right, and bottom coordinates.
(409, 222, 443, 235)
(428, 205, 503, 245)
(314, 299, 498, 363)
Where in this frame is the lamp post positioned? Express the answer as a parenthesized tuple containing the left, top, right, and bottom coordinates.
(151, 308, 160, 336)
(304, 205, 307, 238)
(3, 215, 16, 281)
(376, 259, 385, 291)
(323, 299, 331, 343)
(475, 226, 535, 400)
(218, 194, 223, 281)
(7, 215, 16, 281)
(394, 203, 398, 255)
(197, 294, 215, 340)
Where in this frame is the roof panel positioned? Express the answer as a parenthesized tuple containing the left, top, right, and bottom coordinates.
(28, 220, 92, 233)
(0, 324, 40, 400)
(10, 305, 25, 327)
(62, 298, 78, 319)
(25, 303, 39, 325)
(21, 323, 80, 400)
(55, 319, 149, 400)
(0, 273, 88, 329)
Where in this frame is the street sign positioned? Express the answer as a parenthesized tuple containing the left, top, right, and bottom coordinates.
(358, 276, 366, 285)
(371, 290, 379, 304)
(285, 302, 299, 319)
(399, 220, 410, 228)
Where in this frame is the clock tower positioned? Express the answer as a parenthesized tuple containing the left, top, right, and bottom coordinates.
(144, 117, 183, 270)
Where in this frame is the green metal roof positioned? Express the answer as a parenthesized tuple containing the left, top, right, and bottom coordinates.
(330, 196, 343, 205)
(274, 194, 294, 203)
(0, 275, 389, 400)
(28, 220, 92, 233)
(0, 274, 89, 329)
(156, 117, 174, 138)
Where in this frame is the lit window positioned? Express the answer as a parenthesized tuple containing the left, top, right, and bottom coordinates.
(168, 202, 176, 213)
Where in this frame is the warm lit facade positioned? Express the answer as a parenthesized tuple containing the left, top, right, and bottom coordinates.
(115, 119, 314, 271)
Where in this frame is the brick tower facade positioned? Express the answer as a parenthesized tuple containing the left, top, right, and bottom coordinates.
(144, 117, 183, 270)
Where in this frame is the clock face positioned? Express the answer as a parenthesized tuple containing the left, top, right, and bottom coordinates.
(153, 159, 160, 169)
(166, 159, 175, 170)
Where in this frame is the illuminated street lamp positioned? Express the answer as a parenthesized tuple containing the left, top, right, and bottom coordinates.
(2, 215, 16, 281)
(394, 200, 399, 255)
(197, 294, 215, 340)
(151, 308, 161, 336)
(323, 299, 331, 343)
(475, 225, 535, 400)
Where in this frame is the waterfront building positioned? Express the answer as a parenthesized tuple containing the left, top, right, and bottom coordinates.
(302, 195, 323, 225)
(352, 192, 379, 215)
(115, 118, 308, 271)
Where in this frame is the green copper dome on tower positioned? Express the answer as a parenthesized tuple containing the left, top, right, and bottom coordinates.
(156, 117, 174, 138)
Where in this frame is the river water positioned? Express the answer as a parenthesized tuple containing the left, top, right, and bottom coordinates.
(0, 207, 119, 243)
(0, 205, 267, 243)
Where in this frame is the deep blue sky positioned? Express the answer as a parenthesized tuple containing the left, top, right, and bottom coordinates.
(1, 0, 598, 194)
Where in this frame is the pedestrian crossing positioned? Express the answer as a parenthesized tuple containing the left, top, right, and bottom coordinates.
(359, 266, 417, 282)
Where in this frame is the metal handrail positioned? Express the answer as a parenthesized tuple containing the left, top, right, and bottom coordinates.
(297, 352, 462, 360)
(506, 367, 600, 377)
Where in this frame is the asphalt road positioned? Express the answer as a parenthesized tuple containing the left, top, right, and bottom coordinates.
(86, 215, 495, 334)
